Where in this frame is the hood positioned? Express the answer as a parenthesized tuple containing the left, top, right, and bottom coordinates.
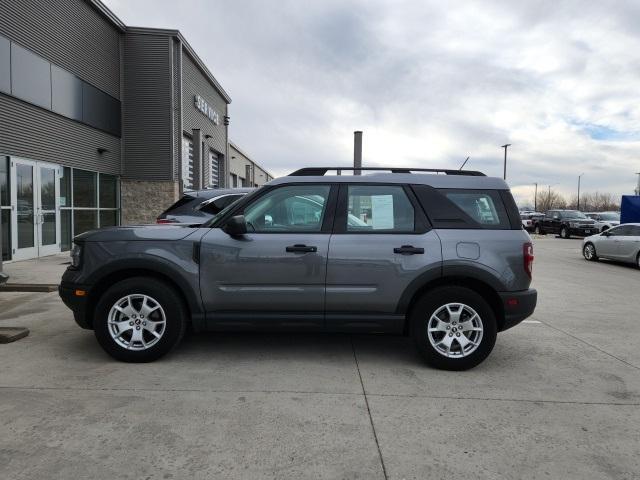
(566, 217, 595, 223)
(74, 224, 199, 243)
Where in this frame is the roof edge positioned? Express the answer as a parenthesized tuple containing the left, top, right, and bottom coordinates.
(230, 141, 274, 178)
(87, 0, 126, 31)
(125, 26, 232, 104)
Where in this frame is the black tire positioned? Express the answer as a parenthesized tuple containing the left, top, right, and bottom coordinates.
(534, 224, 544, 235)
(94, 277, 187, 362)
(560, 226, 570, 239)
(583, 242, 598, 261)
(410, 286, 497, 371)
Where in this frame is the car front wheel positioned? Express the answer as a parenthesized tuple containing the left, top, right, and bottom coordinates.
(411, 286, 497, 371)
(94, 277, 187, 362)
(560, 226, 570, 239)
(583, 243, 598, 261)
(534, 224, 544, 235)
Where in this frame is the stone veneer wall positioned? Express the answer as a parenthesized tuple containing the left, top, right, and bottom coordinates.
(120, 180, 179, 225)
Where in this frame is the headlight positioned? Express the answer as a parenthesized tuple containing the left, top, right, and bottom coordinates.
(569, 222, 579, 228)
(70, 243, 82, 268)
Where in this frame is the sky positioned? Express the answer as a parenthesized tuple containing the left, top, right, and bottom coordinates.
(104, 0, 640, 206)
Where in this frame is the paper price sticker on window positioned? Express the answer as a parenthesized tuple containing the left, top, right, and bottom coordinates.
(371, 195, 394, 229)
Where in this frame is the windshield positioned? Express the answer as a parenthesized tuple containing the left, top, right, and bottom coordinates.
(600, 212, 620, 221)
(561, 210, 587, 219)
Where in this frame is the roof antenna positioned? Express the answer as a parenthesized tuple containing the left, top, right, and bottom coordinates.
(459, 156, 470, 170)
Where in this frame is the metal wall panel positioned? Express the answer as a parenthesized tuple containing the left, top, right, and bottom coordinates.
(0, 0, 121, 99)
(0, 94, 121, 175)
(122, 33, 173, 180)
(181, 52, 228, 184)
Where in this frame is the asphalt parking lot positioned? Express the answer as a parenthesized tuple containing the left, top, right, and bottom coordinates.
(1, 236, 639, 479)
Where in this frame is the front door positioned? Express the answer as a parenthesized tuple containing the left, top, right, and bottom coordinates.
(10, 158, 61, 260)
(199, 183, 336, 328)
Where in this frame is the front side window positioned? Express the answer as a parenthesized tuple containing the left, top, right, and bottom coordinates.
(607, 225, 631, 236)
(346, 185, 414, 232)
(244, 184, 330, 232)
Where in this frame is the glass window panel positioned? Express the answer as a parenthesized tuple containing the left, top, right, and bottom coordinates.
(16, 164, 34, 248)
(40, 167, 56, 211)
(51, 65, 83, 121)
(61, 209, 71, 251)
(99, 210, 118, 228)
(73, 169, 96, 207)
(347, 185, 415, 232)
(0, 34, 9, 94)
(0, 156, 9, 206)
(73, 210, 97, 236)
(82, 82, 121, 136)
(99, 174, 117, 208)
(60, 167, 71, 207)
(440, 189, 511, 230)
(1, 209, 10, 260)
(244, 185, 330, 233)
(10, 43, 52, 109)
(41, 213, 56, 246)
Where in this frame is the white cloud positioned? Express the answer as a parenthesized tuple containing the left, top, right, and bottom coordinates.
(105, 0, 640, 204)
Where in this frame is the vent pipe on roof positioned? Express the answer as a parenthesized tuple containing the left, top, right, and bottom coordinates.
(353, 131, 362, 175)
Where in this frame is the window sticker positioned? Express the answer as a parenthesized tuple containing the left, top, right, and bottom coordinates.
(371, 195, 394, 229)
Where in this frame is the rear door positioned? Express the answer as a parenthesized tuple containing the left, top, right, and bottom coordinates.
(325, 183, 441, 332)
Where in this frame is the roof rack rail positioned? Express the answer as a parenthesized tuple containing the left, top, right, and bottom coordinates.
(288, 167, 486, 176)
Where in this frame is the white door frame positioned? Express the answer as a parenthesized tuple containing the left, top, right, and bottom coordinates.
(10, 156, 61, 260)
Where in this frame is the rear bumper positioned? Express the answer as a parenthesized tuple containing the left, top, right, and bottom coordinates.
(59, 281, 93, 329)
(498, 288, 537, 331)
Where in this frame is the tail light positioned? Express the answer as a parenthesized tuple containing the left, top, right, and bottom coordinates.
(523, 242, 534, 279)
(156, 218, 177, 224)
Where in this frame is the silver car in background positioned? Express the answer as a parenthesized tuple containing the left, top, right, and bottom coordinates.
(584, 211, 620, 232)
(582, 223, 640, 268)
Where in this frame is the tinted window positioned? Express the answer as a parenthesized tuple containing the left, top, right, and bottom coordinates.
(630, 226, 640, 236)
(0, 35, 9, 94)
(161, 195, 197, 215)
(560, 210, 587, 219)
(82, 83, 121, 136)
(199, 194, 243, 215)
(442, 190, 509, 228)
(607, 225, 631, 236)
(99, 174, 118, 208)
(346, 185, 414, 232)
(11, 43, 51, 109)
(244, 185, 330, 232)
(51, 65, 83, 121)
(73, 169, 97, 208)
(0, 156, 8, 206)
(74, 210, 97, 235)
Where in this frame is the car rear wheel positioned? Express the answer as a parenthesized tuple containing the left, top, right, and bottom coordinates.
(410, 286, 497, 371)
(583, 243, 598, 261)
(94, 277, 187, 362)
(636, 252, 640, 270)
(560, 226, 570, 239)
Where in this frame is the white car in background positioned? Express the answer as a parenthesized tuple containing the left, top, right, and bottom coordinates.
(585, 212, 620, 232)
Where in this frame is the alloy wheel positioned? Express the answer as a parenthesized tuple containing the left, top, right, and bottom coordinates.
(427, 303, 483, 358)
(583, 244, 595, 260)
(108, 294, 166, 351)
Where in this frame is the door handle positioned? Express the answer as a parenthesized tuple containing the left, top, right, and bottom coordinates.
(286, 244, 317, 253)
(394, 245, 425, 255)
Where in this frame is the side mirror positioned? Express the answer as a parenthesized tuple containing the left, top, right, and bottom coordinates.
(223, 215, 248, 236)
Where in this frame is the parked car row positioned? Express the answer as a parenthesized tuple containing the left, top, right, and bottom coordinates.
(520, 210, 620, 238)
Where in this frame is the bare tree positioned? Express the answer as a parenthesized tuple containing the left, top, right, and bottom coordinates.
(535, 189, 566, 212)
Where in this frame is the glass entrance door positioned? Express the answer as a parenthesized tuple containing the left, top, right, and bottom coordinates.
(10, 158, 61, 260)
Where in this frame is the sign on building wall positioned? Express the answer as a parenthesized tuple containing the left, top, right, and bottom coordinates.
(194, 94, 220, 125)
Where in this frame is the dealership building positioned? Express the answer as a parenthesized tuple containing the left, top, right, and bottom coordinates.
(0, 0, 271, 262)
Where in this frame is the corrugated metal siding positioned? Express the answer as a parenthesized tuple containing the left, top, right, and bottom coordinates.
(181, 51, 228, 185)
(122, 33, 173, 181)
(0, 94, 121, 174)
(0, 0, 121, 99)
(172, 38, 182, 182)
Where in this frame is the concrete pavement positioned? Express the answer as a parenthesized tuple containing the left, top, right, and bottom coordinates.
(0, 237, 638, 479)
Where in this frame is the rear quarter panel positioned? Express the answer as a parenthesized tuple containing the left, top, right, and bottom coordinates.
(437, 229, 532, 291)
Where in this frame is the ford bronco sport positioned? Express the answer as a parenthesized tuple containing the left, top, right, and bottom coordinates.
(59, 167, 537, 370)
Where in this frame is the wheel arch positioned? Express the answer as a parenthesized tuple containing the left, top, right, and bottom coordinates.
(399, 276, 505, 334)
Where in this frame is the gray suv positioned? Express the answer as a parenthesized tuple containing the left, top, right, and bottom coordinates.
(59, 167, 537, 370)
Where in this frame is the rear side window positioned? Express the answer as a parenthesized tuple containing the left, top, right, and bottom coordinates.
(346, 185, 415, 232)
(160, 195, 196, 215)
(443, 190, 510, 228)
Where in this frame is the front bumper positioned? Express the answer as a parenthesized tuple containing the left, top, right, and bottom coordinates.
(498, 288, 537, 331)
(59, 281, 93, 329)
(569, 227, 597, 237)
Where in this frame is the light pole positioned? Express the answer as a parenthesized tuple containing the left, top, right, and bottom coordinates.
(534, 183, 538, 211)
(501, 144, 511, 180)
(577, 173, 584, 210)
(547, 184, 557, 210)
